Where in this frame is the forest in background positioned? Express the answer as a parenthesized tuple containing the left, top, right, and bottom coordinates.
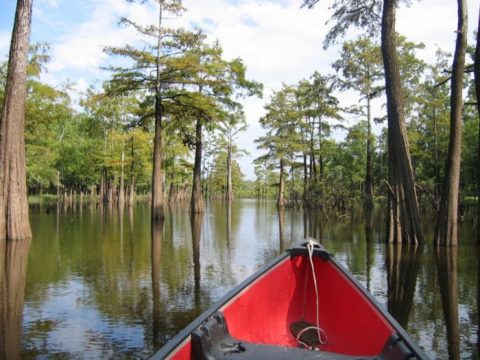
(0, 0, 479, 244)
(1, 33, 478, 212)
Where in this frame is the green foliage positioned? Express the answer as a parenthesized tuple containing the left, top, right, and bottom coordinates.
(407, 49, 451, 192)
(333, 36, 383, 97)
(207, 151, 245, 196)
(25, 80, 72, 191)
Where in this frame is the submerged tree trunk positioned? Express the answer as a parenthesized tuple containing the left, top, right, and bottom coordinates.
(381, 0, 423, 244)
(151, 2, 165, 222)
(0, 0, 33, 240)
(473, 5, 480, 244)
(191, 118, 205, 214)
(277, 158, 286, 208)
(435, 0, 467, 246)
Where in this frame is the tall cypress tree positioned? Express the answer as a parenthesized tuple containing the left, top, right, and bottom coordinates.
(303, 0, 424, 244)
(0, 0, 33, 240)
(435, 0, 467, 246)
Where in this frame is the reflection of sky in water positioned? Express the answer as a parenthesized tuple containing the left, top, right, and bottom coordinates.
(23, 277, 147, 358)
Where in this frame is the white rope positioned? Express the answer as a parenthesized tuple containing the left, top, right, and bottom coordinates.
(305, 239, 327, 347)
(295, 326, 328, 350)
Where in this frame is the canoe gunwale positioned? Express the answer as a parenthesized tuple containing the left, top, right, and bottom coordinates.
(151, 242, 430, 360)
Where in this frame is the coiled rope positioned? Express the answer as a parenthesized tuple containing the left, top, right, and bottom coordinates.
(296, 240, 327, 349)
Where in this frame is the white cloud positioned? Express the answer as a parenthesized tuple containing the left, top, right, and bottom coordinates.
(397, 0, 472, 64)
(182, 0, 332, 85)
(47, 1, 144, 75)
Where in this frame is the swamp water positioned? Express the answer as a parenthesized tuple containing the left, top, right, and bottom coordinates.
(0, 199, 478, 359)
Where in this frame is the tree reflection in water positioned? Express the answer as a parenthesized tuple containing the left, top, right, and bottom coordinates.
(365, 209, 374, 293)
(191, 213, 203, 314)
(0, 239, 31, 360)
(278, 208, 285, 252)
(435, 246, 460, 360)
(386, 243, 423, 328)
(151, 218, 164, 350)
(303, 209, 325, 242)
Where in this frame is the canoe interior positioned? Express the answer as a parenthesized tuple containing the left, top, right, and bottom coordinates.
(166, 253, 396, 359)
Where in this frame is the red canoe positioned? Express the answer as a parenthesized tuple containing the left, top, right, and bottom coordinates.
(153, 241, 428, 360)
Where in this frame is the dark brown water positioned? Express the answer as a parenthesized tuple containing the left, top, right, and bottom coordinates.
(0, 200, 477, 359)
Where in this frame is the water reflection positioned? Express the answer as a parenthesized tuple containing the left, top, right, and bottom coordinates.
(365, 210, 374, 292)
(303, 210, 325, 242)
(151, 219, 163, 349)
(226, 203, 232, 249)
(16, 202, 480, 358)
(278, 208, 285, 252)
(386, 244, 423, 328)
(435, 246, 460, 360)
(0, 239, 31, 360)
(191, 213, 203, 314)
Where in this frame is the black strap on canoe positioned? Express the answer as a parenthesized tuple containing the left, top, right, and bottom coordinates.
(288, 241, 331, 261)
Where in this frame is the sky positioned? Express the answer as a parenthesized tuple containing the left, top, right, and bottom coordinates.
(1, 0, 479, 180)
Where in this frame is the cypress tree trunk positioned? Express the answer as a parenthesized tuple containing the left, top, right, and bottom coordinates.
(151, 2, 165, 221)
(473, 4, 480, 244)
(381, 0, 423, 244)
(108, 176, 115, 205)
(365, 96, 374, 212)
(128, 138, 135, 208)
(191, 118, 205, 214)
(277, 158, 286, 208)
(226, 138, 233, 202)
(310, 118, 316, 183)
(0, 0, 33, 240)
(317, 116, 324, 179)
(435, 0, 467, 246)
(118, 147, 125, 208)
(56, 171, 61, 200)
(101, 168, 108, 205)
(168, 182, 177, 203)
(303, 153, 308, 203)
(432, 93, 441, 202)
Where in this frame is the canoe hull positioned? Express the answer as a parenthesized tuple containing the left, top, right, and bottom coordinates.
(153, 243, 428, 360)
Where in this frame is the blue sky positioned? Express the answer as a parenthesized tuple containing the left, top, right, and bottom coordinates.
(1, 0, 480, 179)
